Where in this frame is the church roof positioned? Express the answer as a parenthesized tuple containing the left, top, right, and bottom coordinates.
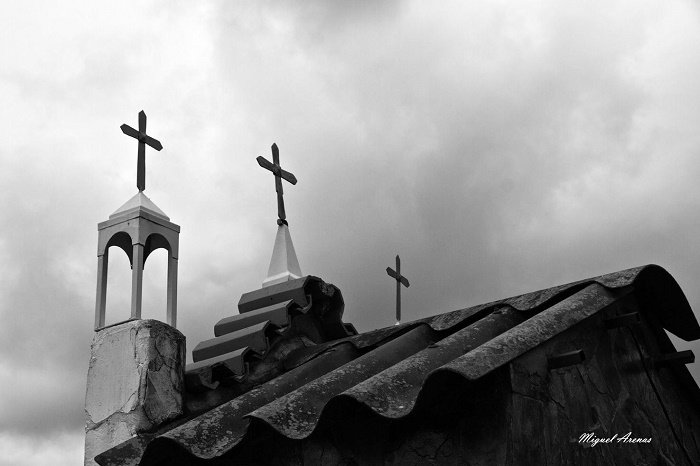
(109, 191, 170, 221)
(95, 265, 700, 466)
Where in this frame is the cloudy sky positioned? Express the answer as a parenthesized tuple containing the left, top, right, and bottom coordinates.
(2, 1, 700, 464)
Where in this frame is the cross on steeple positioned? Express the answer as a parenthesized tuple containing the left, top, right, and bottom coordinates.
(120, 110, 163, 192)
(257, 143, 297, 225)
(386, 255, 410, 325)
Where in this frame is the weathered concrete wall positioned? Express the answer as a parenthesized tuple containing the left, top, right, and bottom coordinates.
(507, 299, 699, 465)
(84, 319, 185, 466)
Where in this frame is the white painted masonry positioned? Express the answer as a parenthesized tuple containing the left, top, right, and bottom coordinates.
(84, 319, 185, 466)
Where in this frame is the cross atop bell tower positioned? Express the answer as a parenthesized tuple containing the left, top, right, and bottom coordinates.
(120, 110, 163, 192)
(93, 111, 180, 329)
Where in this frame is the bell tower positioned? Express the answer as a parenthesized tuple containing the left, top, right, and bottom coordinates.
(86, 111, 185, 466)
(93, 110, 180, 329)
(94, 191, 180, 328)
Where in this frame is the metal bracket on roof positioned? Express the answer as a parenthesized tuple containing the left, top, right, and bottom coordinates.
(604, 312, 640, 329)
(650, 350, 695, 369)
(547, 349, 586, 370)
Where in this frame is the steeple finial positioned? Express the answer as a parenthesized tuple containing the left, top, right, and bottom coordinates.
(120, 110, 163, 192)
(256, 143, 302, 287)
(256, 143, 297, 224)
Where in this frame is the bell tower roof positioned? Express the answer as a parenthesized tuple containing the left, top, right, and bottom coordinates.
(109, 191, 170, 221)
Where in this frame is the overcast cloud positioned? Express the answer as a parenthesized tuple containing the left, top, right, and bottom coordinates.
(1, 1, 700, 464)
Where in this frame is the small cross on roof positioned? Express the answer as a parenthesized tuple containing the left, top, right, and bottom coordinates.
(387, 255, 410, 325)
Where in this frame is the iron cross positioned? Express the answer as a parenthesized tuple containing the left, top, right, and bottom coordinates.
(386, 255, 410, 325)
(257, 143, 297, 224)
(120, 110, 163, 192)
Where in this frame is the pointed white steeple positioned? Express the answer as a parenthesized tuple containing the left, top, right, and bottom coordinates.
(262, 222, 302, 287)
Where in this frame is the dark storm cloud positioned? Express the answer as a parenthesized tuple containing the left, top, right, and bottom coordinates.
(0, 152, 96, 434)
(207, 1, 700, 379)
(0, 1, 220, 441)
(208, 2, 647, 309)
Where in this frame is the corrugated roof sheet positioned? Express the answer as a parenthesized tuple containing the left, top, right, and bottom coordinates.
(95, 264, 700, 466)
